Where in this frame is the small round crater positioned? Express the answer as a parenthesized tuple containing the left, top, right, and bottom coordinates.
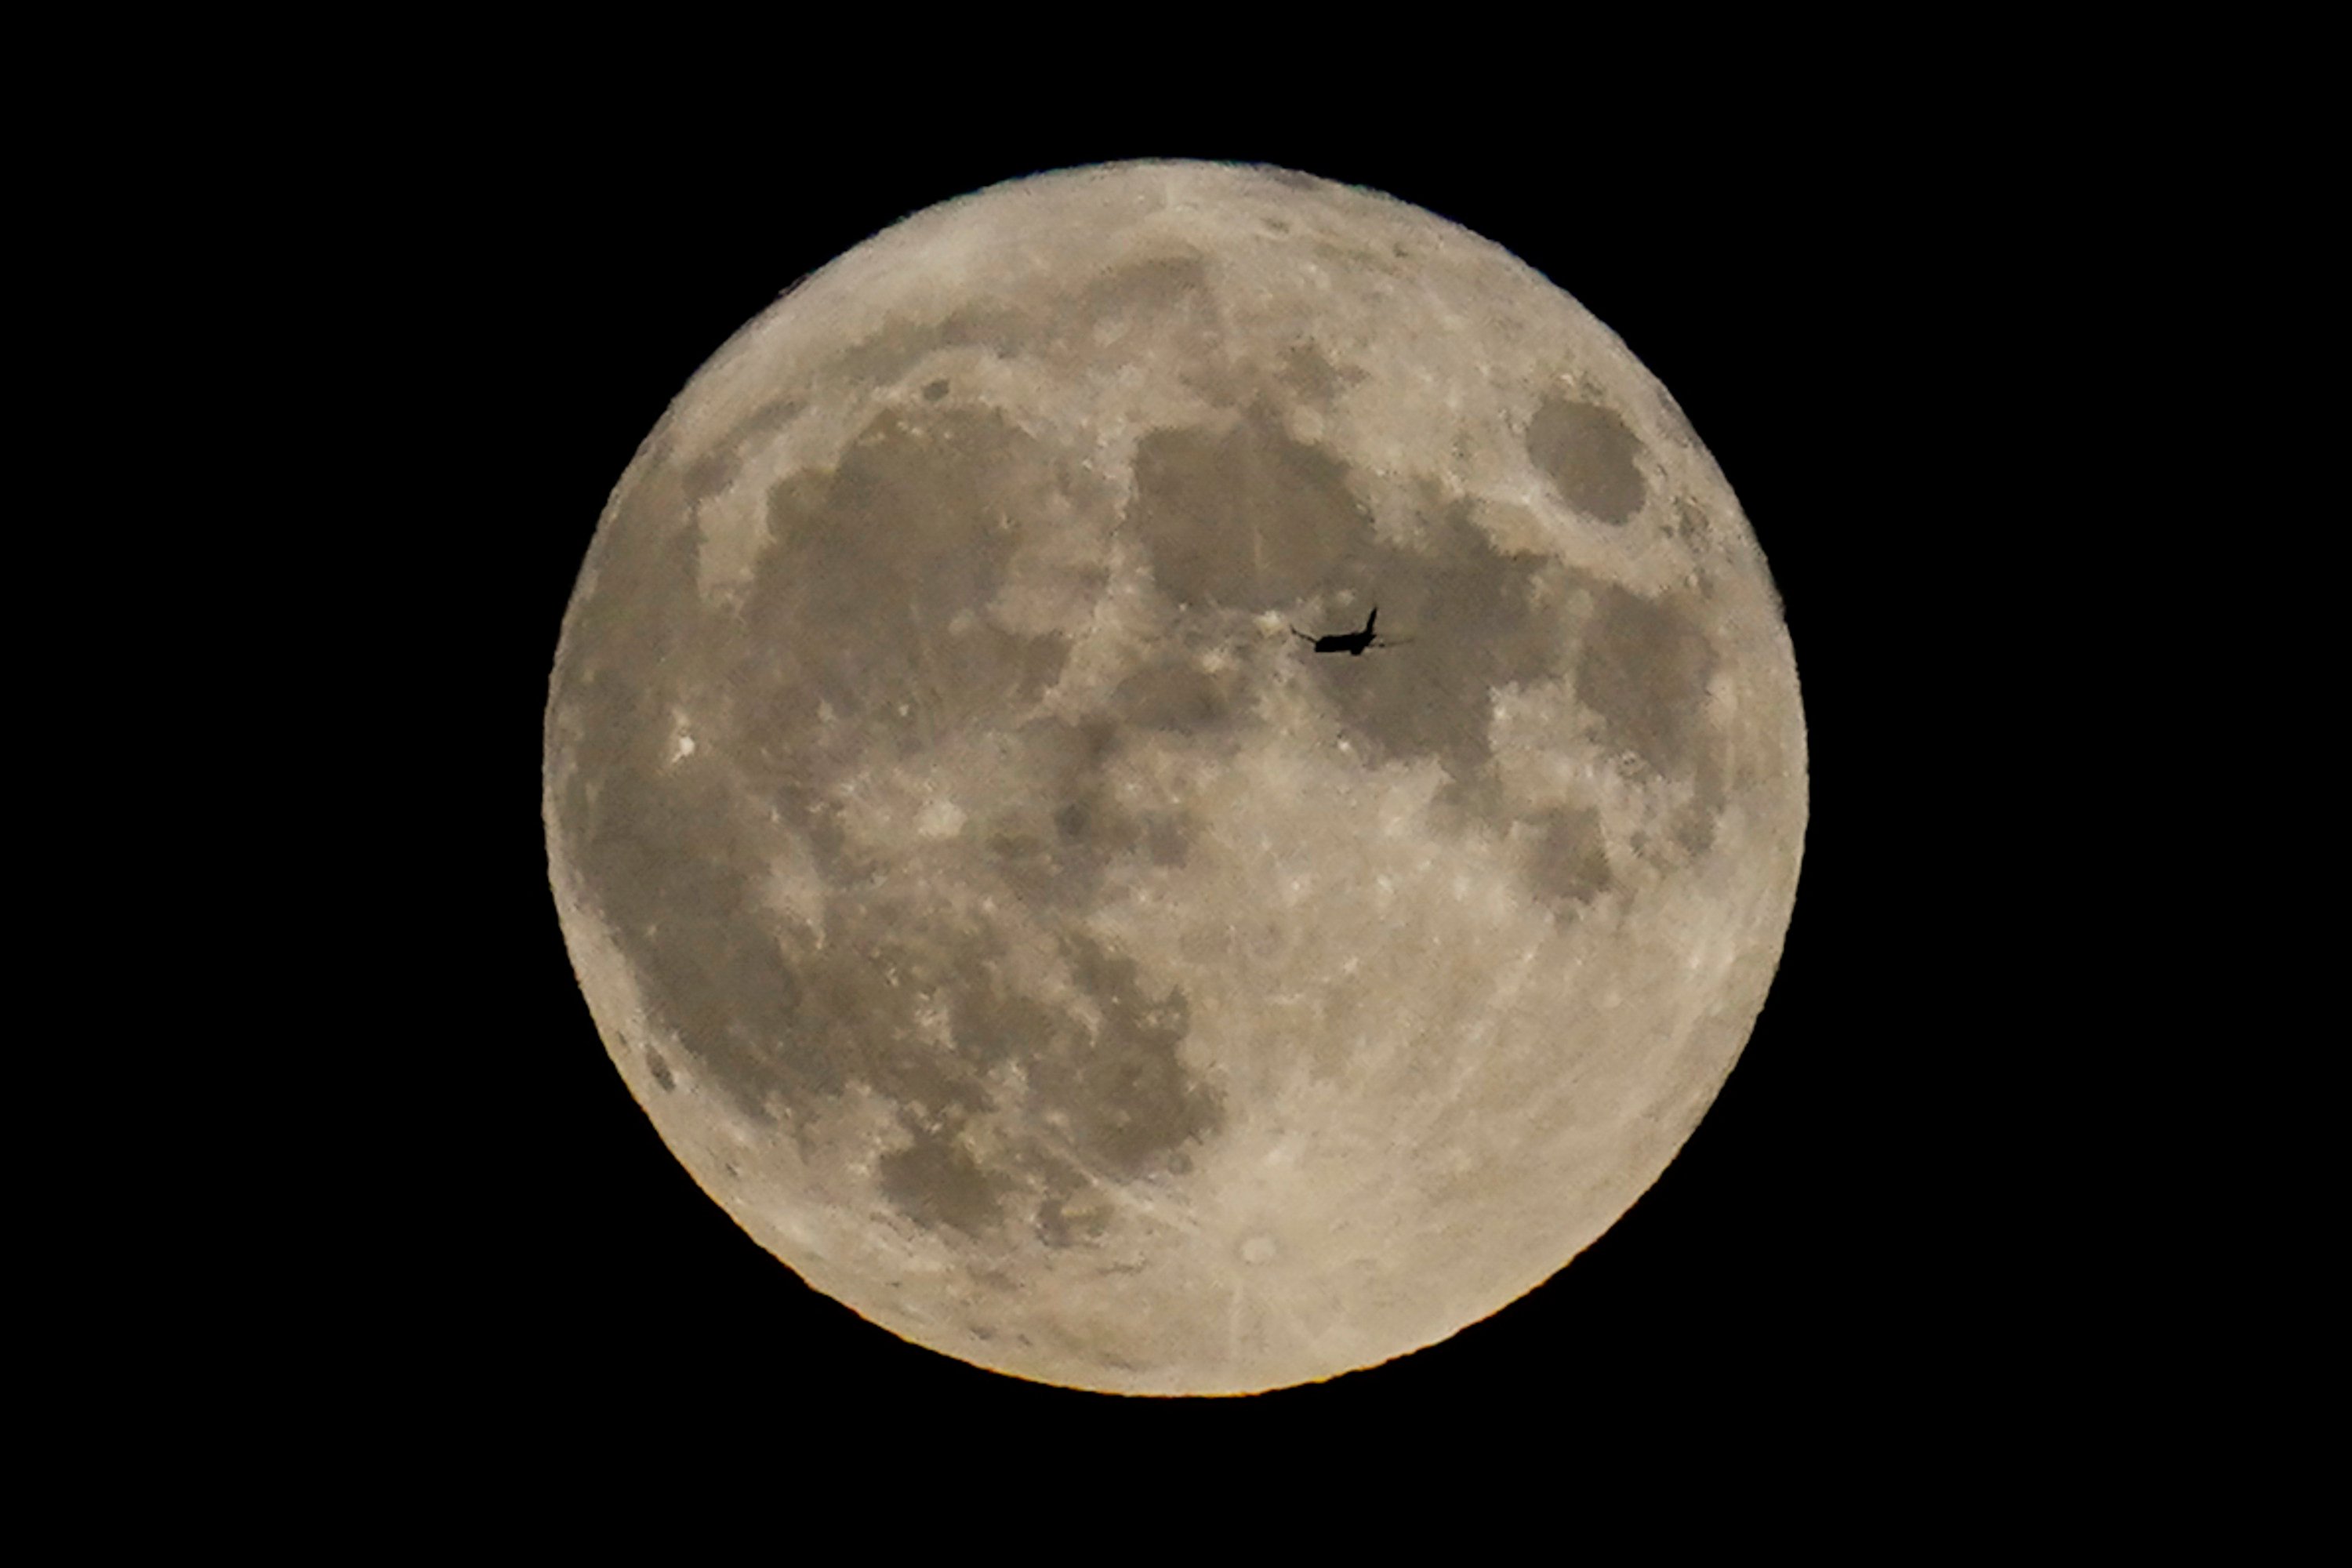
(1241, 1234, 1277, 1265)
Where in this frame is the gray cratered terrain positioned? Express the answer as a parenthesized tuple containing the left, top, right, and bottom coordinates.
(544, 161, 1806, 1395)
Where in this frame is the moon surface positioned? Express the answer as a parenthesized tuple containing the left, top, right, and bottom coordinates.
(543, 161, 1805, 1396)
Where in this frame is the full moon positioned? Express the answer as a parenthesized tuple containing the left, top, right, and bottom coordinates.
(543, 161, 1805, 1396)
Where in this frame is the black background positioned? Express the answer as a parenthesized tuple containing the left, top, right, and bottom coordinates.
(324, 90, 2102, 1468)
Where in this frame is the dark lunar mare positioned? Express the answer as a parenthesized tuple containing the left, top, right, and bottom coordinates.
(553, 401, 1230, 1244)
(1122, 405, 1727, 911)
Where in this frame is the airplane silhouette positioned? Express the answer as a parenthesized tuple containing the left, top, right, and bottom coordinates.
(1290, 606, 1406, 655)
